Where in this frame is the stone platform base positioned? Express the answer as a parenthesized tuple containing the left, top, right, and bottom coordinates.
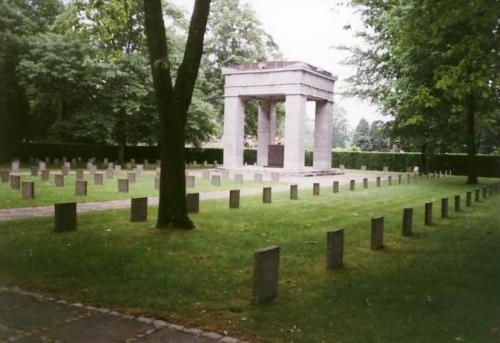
(218, 165, 344, 177)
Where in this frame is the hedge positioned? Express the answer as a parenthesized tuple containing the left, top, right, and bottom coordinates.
(12, 143, 500, 177)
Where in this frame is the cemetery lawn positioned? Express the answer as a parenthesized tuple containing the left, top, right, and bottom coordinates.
(0, 177, 499, 342)
(0, 169, 279, 209)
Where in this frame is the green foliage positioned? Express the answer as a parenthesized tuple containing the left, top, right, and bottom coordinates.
(332, 105, 351, 148)
(352, 118, 371, 150)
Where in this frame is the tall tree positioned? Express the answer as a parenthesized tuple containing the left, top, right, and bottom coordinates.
(369, 120, 389, 151)
(332, 105, 351, 148)
(143, 0, 211, 229)
(352, 118, 371, 150)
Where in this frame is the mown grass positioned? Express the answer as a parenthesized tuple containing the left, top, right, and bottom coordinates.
(0, 168, 279, 209)
(0, 176, 499, 342)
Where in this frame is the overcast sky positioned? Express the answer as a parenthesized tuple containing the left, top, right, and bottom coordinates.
(171, 0, 384, 128)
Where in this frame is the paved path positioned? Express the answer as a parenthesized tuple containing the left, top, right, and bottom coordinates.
(0, 287, 244, 343)
(0, 173, 386, 222)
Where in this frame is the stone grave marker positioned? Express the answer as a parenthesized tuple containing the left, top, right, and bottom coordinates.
(313, 183, 320, 196)
(388, 175, 392, 185)
(466, 191, 472, 206)
(39, 161, 46, 171)
(290, 184, 298, 200)
(229, 190, 240, 209)
(254, 173, 263, 183)
(127, 172, 136, 183)
(363, 178, 368, 189)
(54, 174, 64, 187)
(130, 197, 148, 222)
(398, 174, 402, 184)
(114, 165, 122, 173)
(22, 181, 34, 199)
(62, 166, 69, 176)
(187, 193, 199, 213)
(425, 202, 433, 225)
(474, 188, 480, 202)
(10, 175, 21, 189)
(107, 162, 114, 170)
(54, 202, 77, 232)
(11, 160, 20, 172)
(252, 245, 280, 305)
(234, 174, 243, 185)
(326, 229, 344, 269)
(371, 217, 384, 250)
(402, 208, 413, 237)
(118, 179, 129, 193)
(349, 179, 355, 191)
(144, 159, 149, 169)
(0, 170, 9, 183)
(262, 187, 272, 203)
(75, 180, 87, 196)
(441, 198, 449, 218)
(186, 175, 195, 188)
(41, 169, 50, 181)
(332, 181, 339, 193)
(94, 173, 104, 186)
(454, 195, 461, 212)
(30, 166, 39, 177)
(76, 169, 84, 180)
(125, 162, 132, 170)
(376, 176, 381, 187)
(135, 164, 144, 176)
(211, 175, 221, 186)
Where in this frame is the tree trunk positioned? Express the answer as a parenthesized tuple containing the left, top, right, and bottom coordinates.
(143, 0, 211, 229)
(465, 94, 478, 184)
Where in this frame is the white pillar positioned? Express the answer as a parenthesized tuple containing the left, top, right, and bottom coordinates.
(257, 101, 271, 166)
(313, 101, 333, 169)
(284, 95, 307, 170)
(223, 96, 245, 168)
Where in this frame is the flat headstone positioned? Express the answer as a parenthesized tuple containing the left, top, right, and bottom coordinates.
(22, 181, 34, 200)
(11, 160, 20, 172)
(262, 187, 272, 203)
(130, 197, 148, 222)
(154, 177, 159, 190)
(454, 195, 461, 211)
(332, 181, 339, 193)
(466, 191, 472, 206)
(402, 208, 413, 237)
(62, 166, 70, 176)
(41, 169, 50, 181)
(234, 174, 243, 185)
(202, 170, 210, 180)
(76, 169, 84, 180)
(425, 202, 433, 225)
(271, 173, 280, 182)
(75, 180, 87, 196)
(290, 184, 298, 199)
(0, 170, 10, 183)
(371, 217, 384, 250)
(254, 173, 263, 183)
(252, 245, 280, 305)
(313, 183, 320, 196)
(441, 198, 449, 218)
(106, 169, 114, 179)
(229, 190, 240, 209)
(186, 175, 195, 188)
(211, 175, 221, 186)
(363, 178, 368, 189)
(127, 172, 136, 183)
(94, 173, 104, 186)
(54, 202, 77, 232)
(376, 176, 381, 187)
(118, 179, 129, 193)
(54, 174, 64, 187)
(10, 175, 21, 189)
(186, 193, 199, 213)
(30, 166, 39, 177)
(326, 229, 344, 269)
(349, 179, 355, 191)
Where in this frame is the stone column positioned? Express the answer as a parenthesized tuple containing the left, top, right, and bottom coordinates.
(223, 96, 245, 169)
(257, 101, 271, 166)
(313, 101, 333, 169)
(284, 95, 307, 170)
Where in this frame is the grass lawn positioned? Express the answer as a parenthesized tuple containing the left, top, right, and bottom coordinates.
(0, 168, 280, 209)
(0, 177, 499, 342)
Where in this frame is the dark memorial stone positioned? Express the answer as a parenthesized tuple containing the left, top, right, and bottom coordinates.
(313, 183, 320, 196)
(10, 175, 21, 189)
(371, 217, 384, 250)
(31, 167, 39, 177)
(263, 187, 272, 203)
(363, 178, 368, 189)
(402, 208, 413, 237)
(425, 202, 433, 225)
(349, 180, 355, 191)
(290, 184, 298, 199)
(94, 173, 103, 186)
(326, 229, 344, 269)
(118, 179, 129, 193)
(268, 144, 284, 167)
(22, 181, 35, 199)
(75, 180, 87, 196)
(229, 190, 240, 209)
(186, 193, 199, 213)
(186, 175, 195, 188)
(127, 172, 136, 183)
(41, 169, 50, 181)
(333, 181, 339, 193)
(252, 245, 280, 305)
(475, 188, 480, 202)
(466, 191, 472, 206)
(234, 174, 243, 185)
(441, 198, 449, 218)
(54, 174, 64, 187)
(376, 176, 381, 187)
(211, 175, 221, 186)
(54, 202, 77, 232)
(76, 169, 84, 180)
(130, 197, 148, 222)
(454, 195, 461, 212)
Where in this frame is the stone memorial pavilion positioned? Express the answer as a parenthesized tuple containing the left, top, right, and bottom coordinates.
(222, 61, 337, 173)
